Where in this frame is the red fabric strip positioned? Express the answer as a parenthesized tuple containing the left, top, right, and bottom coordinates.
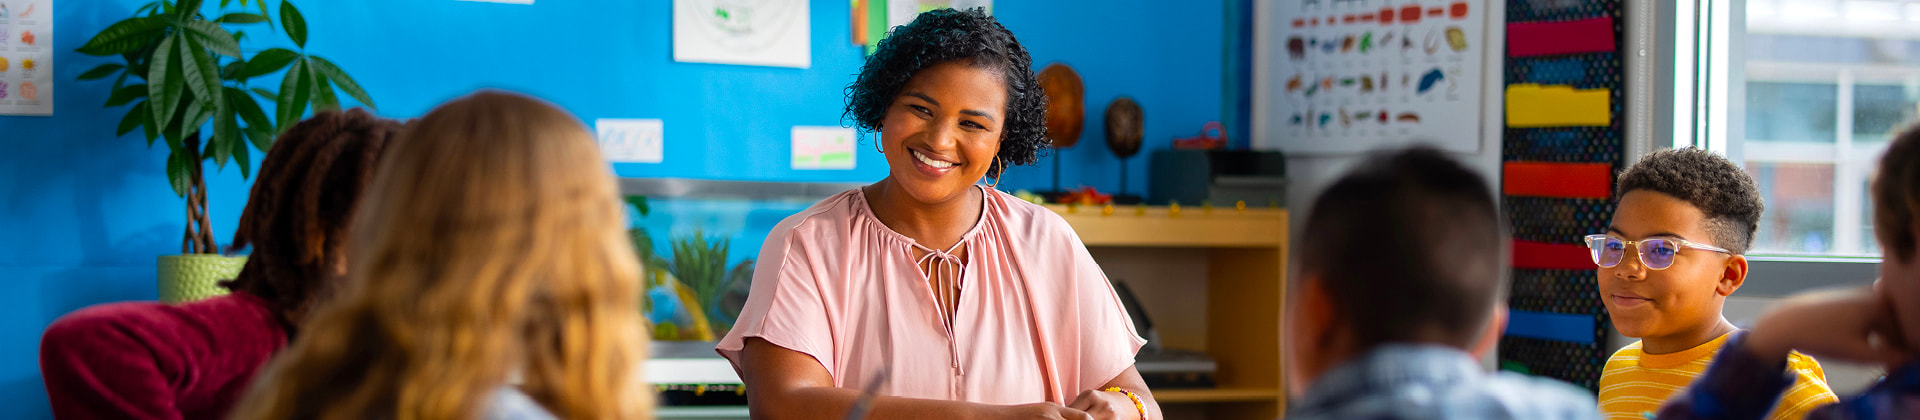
(1508, 17, 1616, 57)
(1513, 240, 1597, 270)
(1503, 161, 1612, 199)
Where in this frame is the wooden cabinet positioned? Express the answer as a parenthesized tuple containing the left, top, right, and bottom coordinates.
(1044, 204, 1289, 419)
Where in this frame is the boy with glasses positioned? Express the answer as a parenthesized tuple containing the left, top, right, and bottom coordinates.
(1591, 148, 1837, 420)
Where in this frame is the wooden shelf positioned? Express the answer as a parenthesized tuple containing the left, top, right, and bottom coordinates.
(1046, 204, 1292, 418)
(1043, 204, 1288, 248)
(1154, 388, 1284, 403)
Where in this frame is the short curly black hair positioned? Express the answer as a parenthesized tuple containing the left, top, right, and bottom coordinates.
(1616, 148, 1765, 255)
(843, 8, 1048, 178)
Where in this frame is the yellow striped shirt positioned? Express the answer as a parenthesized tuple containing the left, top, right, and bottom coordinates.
(1598, 333, 1838, 420)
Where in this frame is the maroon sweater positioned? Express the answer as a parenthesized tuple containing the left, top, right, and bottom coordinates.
(40, 292, 289, 420)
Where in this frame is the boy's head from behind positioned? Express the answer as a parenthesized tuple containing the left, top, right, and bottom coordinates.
(1598, 148, 1760, 344)
(1873, 123, 1920, 349)
(1287, 146, 1504, 393)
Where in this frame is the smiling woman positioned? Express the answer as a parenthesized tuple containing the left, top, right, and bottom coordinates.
(714, 8, 1161, 420)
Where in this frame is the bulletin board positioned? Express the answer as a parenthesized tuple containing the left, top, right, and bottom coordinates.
(1494, 0, 1625, 393)
(1267, 0, 1486, 154)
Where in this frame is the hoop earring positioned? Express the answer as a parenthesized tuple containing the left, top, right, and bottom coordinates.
(985, 156, 1003, 189)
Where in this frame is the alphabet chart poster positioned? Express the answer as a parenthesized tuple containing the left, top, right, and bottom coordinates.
(1272, 0, 1484, 153)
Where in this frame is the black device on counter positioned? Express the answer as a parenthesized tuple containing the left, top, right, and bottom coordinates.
(1147, 150, 1287, 208)
(1112, 279, 1219, 389)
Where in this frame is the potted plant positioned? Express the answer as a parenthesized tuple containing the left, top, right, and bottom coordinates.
(74, 0, 375, 303)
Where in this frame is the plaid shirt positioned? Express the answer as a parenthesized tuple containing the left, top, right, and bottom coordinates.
(1657, 332, 1920, 420)
(1288, 344, 1602, 420)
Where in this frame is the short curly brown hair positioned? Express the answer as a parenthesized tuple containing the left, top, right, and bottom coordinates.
(1616, 148, 1764, 255)
(1874, 123, 1920, 262)
(843, 8, 1048, 178)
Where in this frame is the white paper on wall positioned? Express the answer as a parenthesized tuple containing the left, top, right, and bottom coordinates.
(597, 118, 666, 164)
(674, 0, 811, 68)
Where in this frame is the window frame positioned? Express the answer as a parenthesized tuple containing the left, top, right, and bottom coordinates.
(1630, 0, 1884, 296)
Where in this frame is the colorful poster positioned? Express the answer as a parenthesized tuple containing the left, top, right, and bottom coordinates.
(791, 126, 856, 170)
(0, 0, 52, 116)
(673, 0, 811, 69)
(858, 0, 991, 53)
(1269, 0, 1484, 153)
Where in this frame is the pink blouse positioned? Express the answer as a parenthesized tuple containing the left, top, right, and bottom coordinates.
(716, 186, 1146, 405)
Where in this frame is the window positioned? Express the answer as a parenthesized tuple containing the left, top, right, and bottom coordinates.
(1674, 0, 1920, 259)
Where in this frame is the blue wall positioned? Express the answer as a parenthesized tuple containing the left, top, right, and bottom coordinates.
(0, 0, 1224, 416)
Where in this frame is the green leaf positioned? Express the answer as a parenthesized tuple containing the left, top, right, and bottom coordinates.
(308, 61, 339, 112)
(147, 35, 182, 135)
(220, 60, 244, 80)
(209, 109, 234, 168)
(226, 86, 270, 130)
(176, 0, 205, 20)
(123, 43, 155, 78)
(232, 130, 252, 178)
(179, 37, 222, 113)
(113, 71, 131, 92)
(625, 196, 651, 217)
(221, 0, 233, 9)
(250, 87, 277, 103)
(106, 83, 149, 107)
(246, 126, 274, 152)
(280, 0, 307, 49)
(238, 48, 298, 78)
(135, 2, 163, 15)
(306, 56, 374, 109)
(79, 63, 126, 80)
(120, 100, 149, 137)
(181, 20, 242, 58)
(167, 151, 190, 197)
(76, 17, 169, 56)
(276, 60, 310, 131)
(258, 0, 271, 23)
(143, 107, 162, 145)
(214, 13, 268, 24)
(176, 97, 211, 144)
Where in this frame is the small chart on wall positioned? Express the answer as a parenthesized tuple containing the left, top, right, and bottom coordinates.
(0, 0, 53, 116)
(1270, 0, 1484, 153)
(673, 0, 811, 68)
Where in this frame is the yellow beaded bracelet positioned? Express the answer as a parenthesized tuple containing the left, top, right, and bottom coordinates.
(1102, 387, 1147, 420)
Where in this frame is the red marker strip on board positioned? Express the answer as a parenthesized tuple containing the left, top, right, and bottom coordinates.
(1508, 17, 1616, 57)
(1513, 240, 1598, 270)
(1503, 161, 1613, 199)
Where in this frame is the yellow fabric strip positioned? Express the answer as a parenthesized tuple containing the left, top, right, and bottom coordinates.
(1505, 84, 1612, 127)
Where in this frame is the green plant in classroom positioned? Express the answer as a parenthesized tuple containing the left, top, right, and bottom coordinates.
(666, 230, 754, 335)
(625, 196, 668, 274)
(74, 0, 375, 254)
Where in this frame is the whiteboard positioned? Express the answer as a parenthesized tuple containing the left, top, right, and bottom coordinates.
(1257, 0, 1489, 154)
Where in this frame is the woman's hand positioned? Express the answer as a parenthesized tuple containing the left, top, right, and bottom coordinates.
(1747, 286, 1912, 368)
(1066, 390, 1140, 420)
(998, 402, 1093, 420)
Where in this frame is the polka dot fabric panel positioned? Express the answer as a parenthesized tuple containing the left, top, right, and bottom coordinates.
(1498, 0, 1625, 394)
